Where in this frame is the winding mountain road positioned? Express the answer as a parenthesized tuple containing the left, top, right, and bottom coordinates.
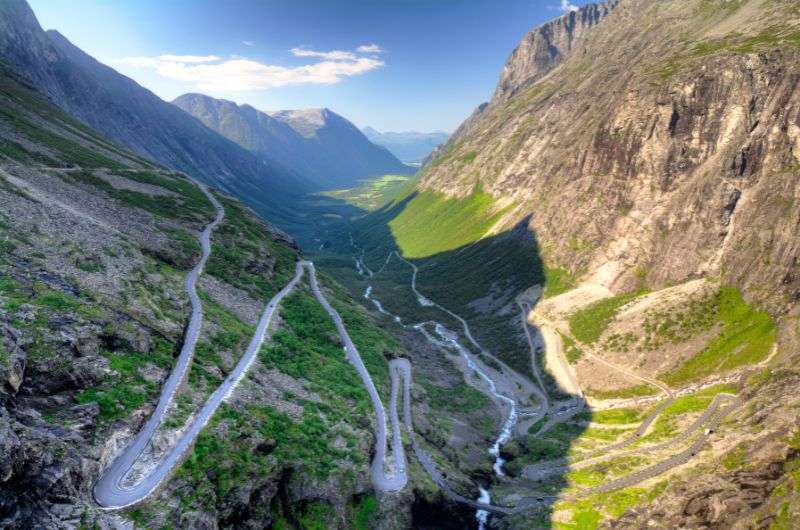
(94, 250, 410, 508)
(305, 261, 407, 491)
(94, 209, 743, 515)
(94, 184, 226, 508)
(350, 246, 742, 517)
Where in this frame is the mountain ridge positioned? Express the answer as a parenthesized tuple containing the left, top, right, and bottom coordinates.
(0, 0, 314, 220)
(174, 93, 413, 190)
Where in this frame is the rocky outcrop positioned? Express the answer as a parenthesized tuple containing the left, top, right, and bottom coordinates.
(419, 0, 800, 312)
(1, 324, 26, 395)
(493, 0, 619, 101)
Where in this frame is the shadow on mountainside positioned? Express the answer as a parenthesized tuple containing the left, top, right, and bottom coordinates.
(292, 190, 589, 528)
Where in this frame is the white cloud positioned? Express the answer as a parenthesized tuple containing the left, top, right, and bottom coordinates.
(242, 40, 255, 47)
(560, 0, 580, 12)
(290, 47, 357, 61)
(356, 44, 383, 54)
(117, 45, 385, 91)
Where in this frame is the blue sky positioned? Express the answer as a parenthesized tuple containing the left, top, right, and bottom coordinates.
(28, 0, 590, 132)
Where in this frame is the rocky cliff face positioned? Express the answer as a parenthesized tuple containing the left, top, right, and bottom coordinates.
(410, 0, 800, 526)
(174, 94, 413, 190)
(493, 0, 618, 102)
(420, 0, 800, 312)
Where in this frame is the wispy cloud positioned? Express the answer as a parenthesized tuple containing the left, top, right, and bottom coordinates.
(560, 0, 580, 12)
(117, 45, 385, 91)
(242, 40, 255, 47)
(356, 43, 383, 54)
(290, 47, 357, 61)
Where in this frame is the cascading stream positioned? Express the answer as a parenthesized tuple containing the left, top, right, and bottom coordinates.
(352, 248, 522, 528)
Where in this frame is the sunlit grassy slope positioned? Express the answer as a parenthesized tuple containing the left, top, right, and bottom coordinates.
(388, 188, 512, 258)
(322, 174, 416, 212)
(661, 287, 776, 385)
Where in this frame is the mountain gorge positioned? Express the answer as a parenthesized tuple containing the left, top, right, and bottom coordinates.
(0, 55, 455, 530)
(335, 0, 800, 527)
(1, 0, 800, 528)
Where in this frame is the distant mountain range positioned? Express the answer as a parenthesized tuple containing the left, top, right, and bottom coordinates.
(0, 0, 412, 217)
(174, 94, 412, 190)
(0, 0, 318, 222)
(362, 127, 449, 164)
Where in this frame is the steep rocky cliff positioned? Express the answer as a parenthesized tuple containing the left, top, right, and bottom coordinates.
(420, 0, 800, 312)
(396, 0, 800, 526)
(493, 0, 618, 102)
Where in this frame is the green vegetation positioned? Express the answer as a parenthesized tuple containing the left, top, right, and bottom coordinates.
(584, 384, 658, 400)
(554, 481, 667, 529)
(176, 284, 393, 511)
(458, 151, 477, 164)
(0, 138, 58, 165)
(419, 379, 491, 413)
(691, 26, 800, 57)
(388, 189, 512, 258)
(75, 255, 105, 273)
(560, 332, 584, 364)
(347, 181, 541, 378)
(770, 502, 794, 530)
(260, 289, 390, 406)
(0, 339, 7, 370)
(322, 174, 416, 211)
(114, 170, 213, 217)
(61, 169, 213, 224)
(640, 288, 718, 351)
(34, 289, 80, 311)
(544, 265, 578, 298)
(296, 502, 336, 530)
(567, 456, 648, 487)
(569, 289, 647, 344)
(589, 407, 645, 425)
(660, 288, 775, 385)
(722, 443, 746, 470)
(637, 384, 736, 444)
(166, 229, 201, 264)
(0, 63, 155, 169)
(76, 341, 174, 423)
(178, 403, 360, 508)
(206, 196, 298, 301)
(0, 102, 126, 170)
(351, 495, 377, 530)
(185, 292, 254, 390)
(656, 19, 800, 82)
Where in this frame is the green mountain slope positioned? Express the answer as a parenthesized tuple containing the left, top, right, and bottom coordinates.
(0, 59, 421, 530)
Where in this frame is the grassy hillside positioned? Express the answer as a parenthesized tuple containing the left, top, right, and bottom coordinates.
(322, 174, 416, 212)
(388, 188, 511, 258)
(0, 62, 401, 530)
